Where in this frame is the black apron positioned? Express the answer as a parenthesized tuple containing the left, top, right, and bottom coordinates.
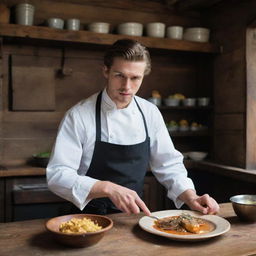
(84, 91, 150, 215)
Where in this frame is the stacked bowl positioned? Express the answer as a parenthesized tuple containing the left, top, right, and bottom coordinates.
(183, 27, 210, 43)
(88, 22, 110, 34)
(117, 22, 143, 36)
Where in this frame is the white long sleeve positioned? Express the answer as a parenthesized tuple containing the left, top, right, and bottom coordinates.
(47, 89, 194, 210)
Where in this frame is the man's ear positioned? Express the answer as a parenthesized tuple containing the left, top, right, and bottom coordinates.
(102, 65, 109, 78)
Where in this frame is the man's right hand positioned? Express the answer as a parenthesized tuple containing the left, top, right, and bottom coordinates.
(88, 181, 151, 216)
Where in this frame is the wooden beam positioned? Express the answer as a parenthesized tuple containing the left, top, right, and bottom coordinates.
(176, 0, 224, 10)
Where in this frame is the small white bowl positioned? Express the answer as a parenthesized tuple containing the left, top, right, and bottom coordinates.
(197, 97, 210, 106)
(164, 98, 180, 106)
(188, 151, 208, 161)
(182, 98, 196, 107)
(117, 22, 143, 36)
(168, 126, 179, 133)
(166, 26, 183, 40)
(148, 97, 161, 106)
(190, 126, 200, 131)
(183, 27, 210, 42)
(88, 22, 110, 34)
(179, 126, 189, 132)
(146, 22, 165, 38)
(48, 18, 64, 29)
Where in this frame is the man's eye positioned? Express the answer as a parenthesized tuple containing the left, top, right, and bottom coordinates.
(132, 77, 140, 81)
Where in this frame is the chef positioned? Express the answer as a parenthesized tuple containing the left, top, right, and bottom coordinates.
(47, 39, 219, 216)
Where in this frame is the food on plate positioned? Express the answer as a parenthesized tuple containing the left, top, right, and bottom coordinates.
(169, 93, 185, 100)
(59, 217, 102, 234)
(151, 90, 161, 98)
(154, 213, 215, 235)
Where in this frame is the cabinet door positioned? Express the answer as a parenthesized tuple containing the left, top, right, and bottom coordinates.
(143, 175, 164, 212)
(0, 179, 4, 222)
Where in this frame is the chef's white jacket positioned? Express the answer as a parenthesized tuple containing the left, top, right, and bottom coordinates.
(47, 89, 195, 210)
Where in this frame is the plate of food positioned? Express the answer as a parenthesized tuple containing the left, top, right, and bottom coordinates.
(139, 210, 230, 241)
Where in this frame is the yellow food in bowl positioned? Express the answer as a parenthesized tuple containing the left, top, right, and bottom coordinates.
(59, 217, 102, 234)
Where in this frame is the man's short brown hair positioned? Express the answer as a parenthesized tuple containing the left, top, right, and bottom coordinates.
(104, 39, 151, 75)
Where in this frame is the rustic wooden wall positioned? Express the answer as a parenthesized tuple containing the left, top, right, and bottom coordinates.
(204, 0, 256, 169)
(0, 0, 212, 166)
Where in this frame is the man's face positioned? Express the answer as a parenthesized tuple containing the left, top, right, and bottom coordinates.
(103, 57, 147, 109)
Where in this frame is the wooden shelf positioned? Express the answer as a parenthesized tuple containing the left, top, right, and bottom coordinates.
(159, 105, 213, 111)
(0, 24, 221, 54)
(170, 130, 209, 137)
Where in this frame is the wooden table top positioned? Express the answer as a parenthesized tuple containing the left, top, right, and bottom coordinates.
(0, 203, 255, 256)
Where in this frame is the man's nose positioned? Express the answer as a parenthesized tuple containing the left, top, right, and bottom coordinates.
(122, 78, 132, 89)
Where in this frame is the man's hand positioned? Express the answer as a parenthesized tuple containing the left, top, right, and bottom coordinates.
(178, 189, 220, 214)
(88, 181, 151, 216)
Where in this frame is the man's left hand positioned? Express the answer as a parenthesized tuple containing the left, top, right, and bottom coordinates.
(179, 189, 220, 214)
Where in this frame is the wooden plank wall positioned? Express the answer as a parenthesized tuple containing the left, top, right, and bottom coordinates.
(204, 0, 256, 169)
(246, 27, 256, 169)
(0, 0, 209, 166)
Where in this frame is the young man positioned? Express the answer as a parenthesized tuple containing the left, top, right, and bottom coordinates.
(47, 39, 219, 215)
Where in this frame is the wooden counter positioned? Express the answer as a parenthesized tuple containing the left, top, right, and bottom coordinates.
(0, 167, 45, 177)
(0, 203, 255, 256)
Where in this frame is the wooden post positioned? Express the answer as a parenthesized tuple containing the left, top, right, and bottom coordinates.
(246, 27, 256, 169)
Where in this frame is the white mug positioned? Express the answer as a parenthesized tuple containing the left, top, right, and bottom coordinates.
(66, 18, 80, 31)
(167, 26, 183, 39)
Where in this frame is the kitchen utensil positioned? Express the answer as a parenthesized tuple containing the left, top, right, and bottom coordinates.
(66, 18, 80, 31)
(47, 18, 64, 29)
(33, 152, 50, 167)
(230, 195, 256, 222)
(46, 214, 113, 247)
(88, 22, 110, 33)
(182, 98, 196, 106)
(166, 26, 183, 39)
(164, 98, 180, 106)
(183, 27, 210, 42)
(15, 3, 35, 26)
(117, 22, 143, 36)
(139, 209, 230, 241)
(187, 151, 208, 161)
(146, 22, 165, 38)
(148, 97, 161, 106)
(148, 215, 160, 220)
(198, 97, 210, 106)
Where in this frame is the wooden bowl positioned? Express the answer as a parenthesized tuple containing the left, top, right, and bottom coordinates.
(45, 214, 113, 247)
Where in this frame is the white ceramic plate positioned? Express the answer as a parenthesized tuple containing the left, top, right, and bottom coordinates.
(139, 210, 230, 241)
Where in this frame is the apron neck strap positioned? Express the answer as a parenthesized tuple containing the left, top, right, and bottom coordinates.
(95, 91, 102, 141)
(134, 97, 149, 137)
(95, 91, 149, 141)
